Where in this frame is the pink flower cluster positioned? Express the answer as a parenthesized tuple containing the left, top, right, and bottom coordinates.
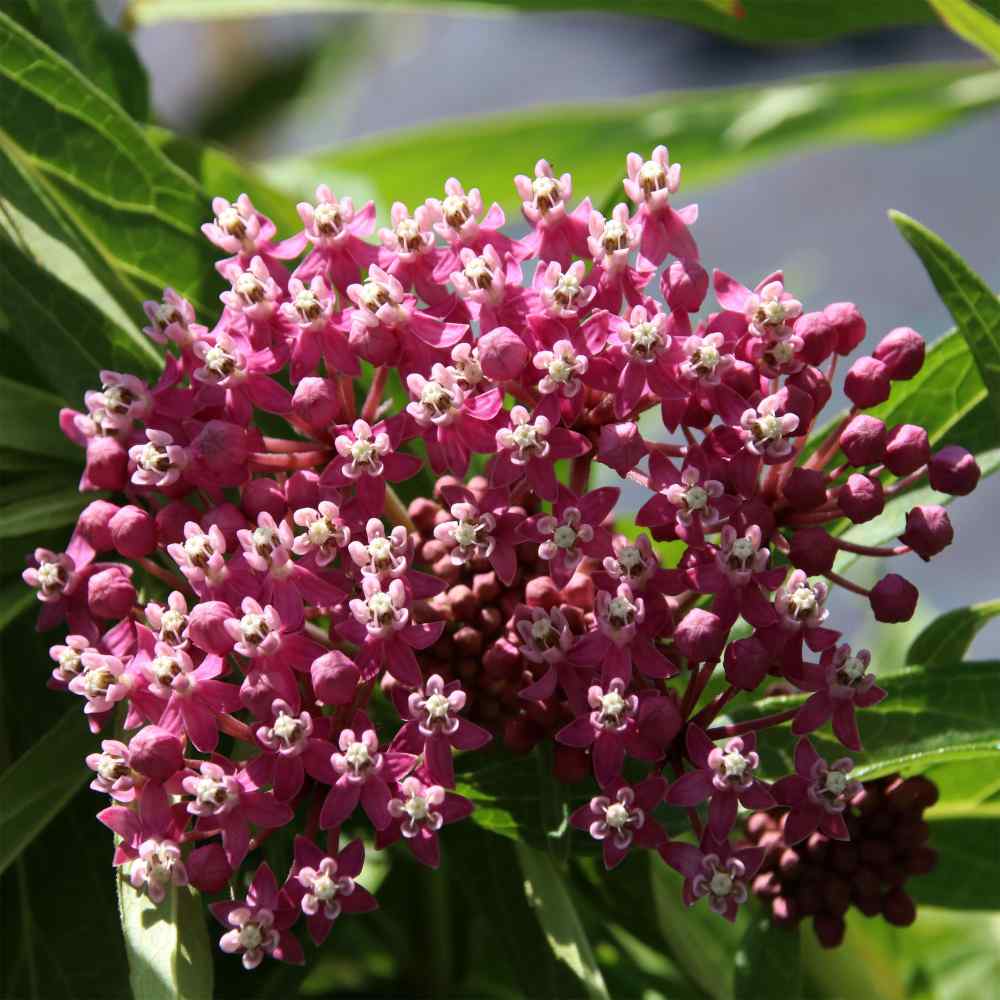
(25, 147, 980, 964)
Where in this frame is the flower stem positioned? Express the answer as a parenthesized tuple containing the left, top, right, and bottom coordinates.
(824, 569, 871, 598)
(706, 707, 798, 738)
(249, 449, 330, 471)
(218, 713, 254, 743)
(361, 366, 389, 423)
(383, 484, 415, 531)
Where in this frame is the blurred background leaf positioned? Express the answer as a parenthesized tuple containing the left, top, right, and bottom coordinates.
(929, 0, 1000, 63)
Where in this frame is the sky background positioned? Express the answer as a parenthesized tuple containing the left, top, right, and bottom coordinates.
(112, 4, 1000, 659)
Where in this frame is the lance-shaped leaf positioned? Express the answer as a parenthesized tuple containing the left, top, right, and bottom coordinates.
(907, 599, 1000, 667)
(929, 0, 1000, 64)
(117, 874, 215, 1000)
(909, 817, 1000, 910)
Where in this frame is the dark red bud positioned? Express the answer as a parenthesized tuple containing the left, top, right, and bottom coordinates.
(839, 414, 886, 467)
(873, 327, 925, 380)
(837, 473, 884, 524)
(899, 505, 953, 561)
(884, 424, 929, 475)
(928, 445, 981, 496)
(869, 573, 918, 623)
(844, 356, 891, 408)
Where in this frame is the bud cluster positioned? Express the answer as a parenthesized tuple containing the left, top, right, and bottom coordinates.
(748, 773, 939, 947)
(22, 147, 979, 967)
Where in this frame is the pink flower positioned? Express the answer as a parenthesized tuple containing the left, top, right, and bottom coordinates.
(660, 834, 764, 922)
(86, 739, 135, 801)
(247, 700, 338, 801)
(129, 428, 189, 489)
(771, 738, 862, 845)
(210, 862, 303, 969)
(570, 775, 668, 869)
(378, 774, 474, 868)
(792, 644, 886, 751)
(279, 274, 358, 383)
(666, 725, 775, 839)
(284, 835, 377, 945)
(294, 185, 379, 292)
(623, 146, 698, 265)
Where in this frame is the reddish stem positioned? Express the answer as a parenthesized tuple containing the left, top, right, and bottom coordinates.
(137, 557, 187, 590)
(680, 660, 716, 719)
(706, 707, 798, 738)
(263, 436, 321, 453)
(835, 538, 909, 557)
(824, 569, 871, 598)
(249, 450, 330, 471)
(218, 713, 254, 743)
(361, 366, 389, 423)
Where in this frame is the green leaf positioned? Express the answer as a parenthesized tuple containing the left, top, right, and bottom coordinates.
(910, 817, 1000, 910)
(734, 910, 801, 1000)
(0, 11, 217, 314)
(0, 376, 79, 460)
(0, 707, 93, 877)
(127, 0, 1000, 46)
(515, 843, 610, 1000)
(0, 488, 96, 540)
(261, 62, 1000, 221)
(921, 757, 1000, 818)
(907, 599, 1000, 667)
(116, 875, 214, 1000)
(6, 0, 149, 119)
(891, 211, 1000, 425)
(0, 236, 160, 402)
(0, 580, 36, 632)
(929, 0, 1000, 63)
(649, 854, 740, 1000)
(742, 661, 1000, 781)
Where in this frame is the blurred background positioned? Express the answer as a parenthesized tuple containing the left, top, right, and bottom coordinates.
(113, 1, 1000, 654)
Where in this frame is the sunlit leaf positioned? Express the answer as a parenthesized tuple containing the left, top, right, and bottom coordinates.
(907, 599, 1000, 667)
(929, 0, 1000, 64)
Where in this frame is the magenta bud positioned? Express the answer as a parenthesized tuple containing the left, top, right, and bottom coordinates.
(774, 383, 816, 430)
(839, 414, 886, 467)
(87, 566, 136, 619)
(189, 420, 249, 488)
(884, 424, 930, 476)
(109, 504, 157, 559)
(76, 500, 121, 553)
(155, 501, 200, 546)
(900, 505, 953, 561)
(661, 258, 708, 313)
(242, 477, 286, 522)
(286, 470, 320, 511)
(786, 365, 832, 415)
(186, 843, 232, 894)
(874, 327, 925, 380)
(837, 473, 884, 524)
(673, 608, 726, 663)
(187, 600, 236, 655)
(724, 636, 770, 691)
(782, 468, 828, 511)
(478, 326, 529, 381)
(721, 359, 760, 402)
(928, 445, 980, 496)
(789, 526, 838, 575)
(200, 502, 246, 548)
(824, 301, 866, 356)
(870, 573, 919, 623)
(793, 311, 836, 366)
(83, 436, 128, 491)
(292, 376, 340, 429)
(844, 356, 891, 408)
(596, 421, 646, 476)
(311, 650, 360, 706)
(128, 725, 184, 781)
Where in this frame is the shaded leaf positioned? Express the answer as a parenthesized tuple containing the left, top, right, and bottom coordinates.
(0, 580, 36, 632)
(734, 909, 801, 1000)
(0, 707, 93, 877)
(0, 488, 96, 540)
(907, 599, 1000, 667)
(262, 63, 1000, 222)
(910, 817, 1000, 910)
(516, 843, 610, 1000)
(0, 376, 79, 460)
(128, 0, 1000, 46)
(891, 210, 1000, 425)
(116, 875, 214, 1000)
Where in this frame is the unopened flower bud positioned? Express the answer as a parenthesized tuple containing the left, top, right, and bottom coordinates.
(881, 888, 916, 927)
(76, 500, 120, 553)
(899, 505, 953, 561)
(88, 566, 136, 619)
(837, 473, 884, 523)
(874, 327, 924, 380)
(525, 576, 560, 609)
(787, 366, 832, 416)
(188, 600, 236, 655)
(478, 327, 529, 381)
(156, 501, 200, 545)
(109, 504, 157, 559)
(884, 424, 929, 476)
(292, 376, 340, 428)
(286, 470, 320, 511)
(84, 436, 128, 490)
(186, 843, 232, 893)
(869, 573, 918, 623)
(661, 258, 708, 313)
(673, 608, 726, 662)
(782, 467, 827, 510)
(311, 650, 360, 706)
(128, 725, 184, 781)
(242, 477, 286, 522)
(793, 311, 835, 366)
(844, 356, 891, 408)
(789, 526, 838, 575)
(824, 301, 866, 356)
(839, 415, 886, 467)
(188, 420, 248, 487)
(928, 445, 980, 496)
(201, 502, 246, 547)
(597, 421, 646, 476)
(724, 636, 770, 690)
